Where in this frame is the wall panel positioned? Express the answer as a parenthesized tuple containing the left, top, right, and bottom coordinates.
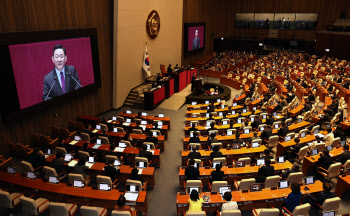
(0, 0, 113, 154)
(183, 0, 350, 65)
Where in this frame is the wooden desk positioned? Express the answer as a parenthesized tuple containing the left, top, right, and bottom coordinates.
(183, 135, 237, 149)
(77, 115, 100, 127)
(181, 146, 267, 166)
(335, 175, 350, 197)
(0, 171, 148, 213)
(176, 181, 323, 215)
(276, 135, 316, 157)
(119, 112, 171, 130)
(289, 104, 305, 117)
(89, 128, 166, 153)
(179, 161, 292, 187)
(144, 85, 166, 110)
(302, 147, 343, 176)
(62, 139, 161, 167)
(220, 76, 241, 90)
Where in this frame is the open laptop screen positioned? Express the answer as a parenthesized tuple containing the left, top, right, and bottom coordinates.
(73, 180, 84, 188)
(277, 156, 285, 163)
(158, 114, 165, 118)
(188, 187, 200, 194)
(304, 176, 315, 185)
(250, 183, 262, 192)
(311, 149, 318, 156)
(256, 159, 265, 166)
(49, 176, 59, 184)
(235, 161, 245, 167)
(252, 142, 260, 148)
(64, 153, 72, 161)
(98, 183, 111, 191)
(88, 156, 95, 163)
(285, 136, 291, 142)
(219, 186, 231, 196)
(142, 112, 148, 116)
(7, 166, 15, 174)
(322, 211, 335, 216)
(278, 180, 289, 189)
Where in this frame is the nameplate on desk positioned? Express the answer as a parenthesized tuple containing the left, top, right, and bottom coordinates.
(69, 140, 78, 145)
(68, 160, 78, 167)
(92, 129, 99, 133)
(92, 144, 102, 149)
(114, 147, 125, 152)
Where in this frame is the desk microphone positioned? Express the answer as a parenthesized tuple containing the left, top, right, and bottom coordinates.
(67, 72, 82, 88)
(44, 77, 57, 101)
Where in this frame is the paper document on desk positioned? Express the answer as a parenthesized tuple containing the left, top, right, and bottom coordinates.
(314, 133, 325, 138)
(157, 126, 162, 129)
(114, 147, 125, 152)
(69, 140, 78, 145)
(107, 120, 112, 123)
(124, 192, 139, 202)
(92, 144, 102, 149)
(140, 125, 146, 130)
(92, 129, 99, 133)
(138, 169, 143, 175)
(123, 123, 131, 126)
(150, 150, 154, 155)
(68, 160, 78, 167)
(85, 162, 94, 169)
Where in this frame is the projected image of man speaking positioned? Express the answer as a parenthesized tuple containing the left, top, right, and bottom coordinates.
(42, 44, 81, 101)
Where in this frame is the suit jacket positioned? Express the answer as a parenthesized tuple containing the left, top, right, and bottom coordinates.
(266, 118, 275, 126)
(42, 65, 81, 101)
(337, 151, 350, 165)
(211, 170, 224, 182)
(188, 151, 201, 159)
(210, 151, 224, 161)
(139, 150, 152, 160)
(318, 155, 333, 170)
(251, 119, 262, 129)
(261, 128, 272, 141)
(104, 165, 120, 181)
(185, 166, 199, 181)
(145, 136, 158, 144)
(278, 126, 289, 137)
(51, 158, 65, 175)
(192, 37, 200, 50)
(258, 165, 275, 179)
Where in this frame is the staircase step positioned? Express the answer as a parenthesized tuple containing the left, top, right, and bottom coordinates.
(124, 102, 134, 106)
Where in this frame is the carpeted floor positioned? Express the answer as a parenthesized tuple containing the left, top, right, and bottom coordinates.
(2, 76, 350, 216)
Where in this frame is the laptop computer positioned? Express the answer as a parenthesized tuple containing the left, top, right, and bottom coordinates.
(326, 145, 333, 151)
(252, 142, 260, 148)
(205, 100, 209, 104)
(232, 110, 236, 115)
(141, 120, 148, 125)
(250, 117, 255, 122)
(212, 162, 222, 169)
(125, 186, 139, 201)
(27, 172, 36, 180)
(250, 183, 262, 192)
(137, 162, 147, 169)
(98, 183, 111, 191)
(217, 99, 220, 103)
(114, 160, 121, 166)
(259, 127, 264, 131)
(88, 156, 95, 163)
(192, 101, 197, 105)
(112, 116, 117, 121)
(206, 113, 210, 118)
(96, 125, 101, 130)
(73, 180, 85, 188)
(274, 124, 279, 129)
(119, 142, 127, 148)
(256, 159, 265, 166)
(243, 109, 247, 113)
(219, 112, 223, 117)
(188, 187, 200, 195)
(277, 156, 285, 163)
(278, 180, 289, 189)
(46, 148, 53, 155)
(219, 186, 231, 196)
(253, 107, 257, 111)
(232, 143, 241, 149)
(49, 176, 59, 184)
(300, 132, 306, 138)
(74, 135, 81, 141)
(304, 176, 315, 185)
(322, 211, 335, 216)
(298, 118, 302, 123)
(96, 139, 102, 145)
(311, 149, 318, 156)
(222, 120, 228, 125)
(141, 112, 148, 116)
(126, 118, 132, 123)
(235, 161, 245, 167)
(64, 153, 73, 162)
(126, 110, 132, 114)
(113, 127, 118, 132)
(237, 119, 242, 124)
(285, 136, 291, 142)
(158, 114, 165, 118)
(273, 112, 277, 117)
(7, 166, 15, 174)
(233, 103, 237, 107)
(152, 131, 158, 137)
(262, 115, 267, 119)
(227, 130, 233, 136)
(244, 129, 250, 134)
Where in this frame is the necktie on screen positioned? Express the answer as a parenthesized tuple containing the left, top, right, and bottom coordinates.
(60, 72, 65, 93)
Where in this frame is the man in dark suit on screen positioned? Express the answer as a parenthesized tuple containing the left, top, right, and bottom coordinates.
(192, 29, 200, 50)
(42, 44, 81, 101)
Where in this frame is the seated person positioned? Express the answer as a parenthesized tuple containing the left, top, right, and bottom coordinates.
(104, 159, 120, 181)
(283, 183, 302, 214)
(185, 159, 200, 181)
(138, 144, 152, 160)
(251, 118, 262, 130)
(145, 131, 158, 144)
(188, 146, 201, 159)
(208, 103, 215, 113)
(220, 192, 238, 213)
(210, 146, 223, 161)
(208, 132, 218, 144)
(290, 137, 302, 160)
(51, 152, 66, 176)
(261, 149, 273, 161)
(189, 132, 200, 143)
(337, 144, 350, 165)
(29, 147, 45, 171)
(187, 190, 203, 213)
(256, 158, 274, 183)
(99, 128, 111, 142)
(207, 113, 215, 121)
(114, 194, 135, 215)
(210, 163, 224, 183)
(282, 162, 300, 179)
(188, 123, 197, 133)
(210, 122, 216, 130)
(278, 122, 289, 137)
(233, 131, 244, 145)
(303, 182, 336, 210)
(129, 168, 144, 183)
(317, 149, 333, 170)
(323, 128, 334, 145)
(73, 157, 89, 179)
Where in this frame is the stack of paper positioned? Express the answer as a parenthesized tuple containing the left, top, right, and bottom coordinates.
(69, 140, 79, 145)
(107, 120, 112, 123)
(68, 160, 78, 167)
(92, 144, 102, 149)
(85, 162, 94, 169)
(92, 129, 99, 133)
(114, 147, 125, 152)
(124, 192, 139, 202)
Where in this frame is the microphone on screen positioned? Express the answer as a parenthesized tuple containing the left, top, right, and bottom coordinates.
(44, 76, 57, 101)
(67, 72, 82, 88)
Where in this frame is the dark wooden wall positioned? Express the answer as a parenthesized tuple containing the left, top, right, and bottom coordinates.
(0, 0, 113, 154)
(316, 32, 350, 60)
(183, 0, 350, 65)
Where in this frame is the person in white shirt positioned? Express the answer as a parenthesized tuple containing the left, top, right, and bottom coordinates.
(323, 128, 334, 145)
(220, 191, 238, 215)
